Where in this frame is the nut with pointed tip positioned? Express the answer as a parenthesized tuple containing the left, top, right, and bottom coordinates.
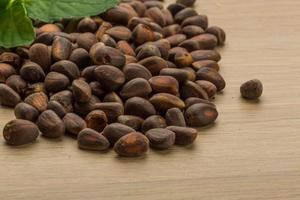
(150, 93, 185, 113)
(166, 126, 198, 146)
(185, 103, 218, 127)
(145, 128, 175, 150)
(94, 65, 125, 91)
(196, 67, 226, 91)
(72, 79, 92, 103)
(78, 128, 110, 151)
(37, 110, 65, 138)
(63, 113, 87, 136)
(165, 108, 186, 127)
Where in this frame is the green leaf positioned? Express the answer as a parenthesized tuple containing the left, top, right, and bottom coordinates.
(0, 1, 35, 48)
(23, 0, 119, 22)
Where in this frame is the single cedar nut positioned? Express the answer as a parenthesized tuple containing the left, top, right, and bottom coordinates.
(138, 56, 168, 76)
(0, 84, 21, 107)
(114, 132, 149, 157)
(196, 80, 218, 98)
(85, 110, 108, 132)
(124, 97, 156, 119)
(123, 63, 152, 81)
(20, 61, 45, 83)
(25, 82, 46, 97)
(167, 3, 186, 16)
(102, 123, 135, 146)
(69, 48, 90, 69)
(141, 115, 167, 133)
(24, 92, 48, 112)
(120, 78, 152, 99)
(185, 103, 218, 127)
(145, 128, 175, 150)
(47, 101, 67, 118)
(159, 68, 189, 84)
(149, 76, 179, 95)
(149, 93, 185, 113)
(117, 115, 144, 131)
(78, 128, 110, 151)
(72, 79, 92, 103)
(206, 26, 226, 45)
(29, 43, 52, 71)
(0, 63, 16, 83)
(63, 113, 87, 136)
(106, 26, 132, 41)
(94, 65, 125, 91)
(77, 32, 98, 51)
(44, 72, 70, 93)
(165, 108, 186, 127)
(192, 60, 220, 71)
(180, 80, 209, 100)
(93, 102, 124, 123)
(3, 119, 39, 146)
(240, 79, 263, 100)
(196, 67, 226, 91)
(166, 126, 198, 146)
(181, 15, 208, 30)
(132, 24, 155, 46)
(77, 17, 98, 33)
(14, 103, 39, 122)
(191, 50, 221, 62)
(185, 97, 216, 108)
(5, 75, 27, 96)
(52, 36, 72, 61)
(50, 60, 80, 80)
(50, 90, 73, 113)
(37, 110, 65, 138)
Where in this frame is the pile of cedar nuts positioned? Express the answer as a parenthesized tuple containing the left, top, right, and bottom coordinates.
(0, 0, 226, 157)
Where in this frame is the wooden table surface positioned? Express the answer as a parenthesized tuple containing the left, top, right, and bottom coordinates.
(1, 0, 300, 199)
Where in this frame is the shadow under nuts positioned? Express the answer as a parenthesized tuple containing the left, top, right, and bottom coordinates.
(114, 132, 149, 157)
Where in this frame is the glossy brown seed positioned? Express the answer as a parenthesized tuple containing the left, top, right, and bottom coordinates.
(196, 67, 226, 91)
(166, 34, 187, 47)
(69, 48, 90, 68)
(138, 56, 168, 76)
(103, 6, 131, 25)
(182, 25, 205, 38)
(145, 128, 175, 150)
(102, 123, 135, 145)
(123, 63, 152, 81)
(120, 78, 152, 99)
(150, 93, 185, 113)
(78, 128, 110, 151)
(29, 43, 52, 71)
(185, 103, 218, 127)
(85, 110, 108, 132)
(114, 132, 149, 157)
(50, 90, 73, 113)
(93, 102, 124, 123)
(191, 34, 218, 49)
(149, 76, 179, 95)
(63, 113, 87, 136)
(162, 24, 181, 37)
(37, 24, 61, 35)
(240, 79, 263, 100)
(0, 52, 21, 68)
(0, 84, 22, 106)
(24, 92, 48, 112)
(152, 39, 171, 59)
(119, 3, 139, 19)
(162, 9, 174, 25)
(0, 63, 16, 83)
(125, 55, 138, 64)
(182, 67, 196, 81)
(20, 61, 45, 83)
(176, 0, 196, 7)
(180, 80, 209, 100)
(191, 50, 221, 62)
(196, 80, 217, 98)
(167, 3, 186, 16)
(90, 43, 126, 68)
(50, 60, 80, 80)
(96, 22, 113, 40)
(136, 44, 161, 60)
(77, 17, 98, 33)
(3, 119, 39, 146)
(73, 95, 100, 116)
(52, 37, 72, 61)
(185, 97, 216, 108)
(5, 75, 27, 96)
(44, 72, 70, 93)
(106, 26, 132, 41)
(178, 39, 200, 52)
(117, 41, 136, 56)
(166, 126, 197, 145)
(144, 1, 164, 9)
(145, 7, 166, 27)
(94, 65, 125, 91)
(192, 60, 220, 71)
(159, 68, 189, 84)
(165, 108, 186, 127)
(81, 65, 96, 82)
(124, 97, 156, 119)
(47, 100, 67, 118)
(174, 51, 193, 68)
(175, 7, 198, 24)
(37, 110, 65, 138)
(132, 24, 155, 46)
(72, 79, 92, 103)
(14, 103, 39, 122)
(206, 26, 226, 45)
(117, 115, 144, 131)
(141, 115, 167, 133)
(129, 1, 147, 17)
(103, 92, 123, 104)
(181, 15, 208, 30)
(76, 32, 98, 51)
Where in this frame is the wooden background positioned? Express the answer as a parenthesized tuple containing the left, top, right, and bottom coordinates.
(1, 0, 300, 199)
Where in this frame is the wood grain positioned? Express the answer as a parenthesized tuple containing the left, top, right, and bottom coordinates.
(1, 0, 300, 199)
